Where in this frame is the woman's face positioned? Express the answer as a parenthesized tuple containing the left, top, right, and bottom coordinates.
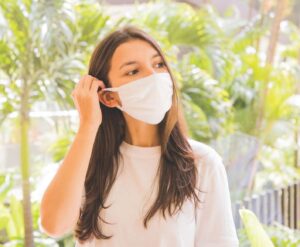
(99, 39, 169, 107)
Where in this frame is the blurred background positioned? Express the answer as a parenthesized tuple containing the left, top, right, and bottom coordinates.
(0, 0, 300, 246)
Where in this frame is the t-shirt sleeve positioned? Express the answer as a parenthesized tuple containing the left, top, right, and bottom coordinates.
(194, 149, 239, 247)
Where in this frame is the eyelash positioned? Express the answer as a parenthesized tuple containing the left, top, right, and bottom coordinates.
(125, 62, 166, 76)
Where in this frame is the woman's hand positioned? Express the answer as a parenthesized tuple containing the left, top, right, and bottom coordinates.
(71, 74, 106, 129)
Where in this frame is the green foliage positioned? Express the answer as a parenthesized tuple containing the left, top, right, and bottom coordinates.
(0, 0, 110, 123)
(47, 130, 74, 162)
(0, 171, 60, 246)
(238, 220, 300, 247)
(177, 57, 234, 141)
(266, 222, 300, 247)
(0, 0, 300, 246)
(0, 172, 24, 242)
(0, 0, 109, 246)
(239, 208, 275, 247)
(239, 208, 300, 247)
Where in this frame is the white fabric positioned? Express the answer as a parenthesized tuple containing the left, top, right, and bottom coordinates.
(102, 72, 173, 124)
(75, 138, 239, 246)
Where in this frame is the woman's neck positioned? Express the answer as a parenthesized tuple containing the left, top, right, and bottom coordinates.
(123, 118, 160, 147)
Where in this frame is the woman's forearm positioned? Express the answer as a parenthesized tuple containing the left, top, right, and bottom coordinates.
(40, 124, 99, 237)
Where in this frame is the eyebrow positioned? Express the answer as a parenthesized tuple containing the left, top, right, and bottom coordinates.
(119, 53, 161, 70)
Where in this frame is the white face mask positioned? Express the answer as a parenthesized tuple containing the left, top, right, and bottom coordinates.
(102, 72, 173, 124)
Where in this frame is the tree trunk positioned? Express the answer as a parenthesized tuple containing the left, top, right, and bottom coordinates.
(254, 0, 272, 51)
(255, 0, 287, 134)
(266, 0, 287, 65)
(20, 79, 34, 247)
(248, 0, 288, 194)
(295, 122, 300, 168)
(248, 0, 255, 20)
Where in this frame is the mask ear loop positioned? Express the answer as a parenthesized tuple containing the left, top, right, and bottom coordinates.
(102, 87, 119, 92)
(102, 87, 123, 110)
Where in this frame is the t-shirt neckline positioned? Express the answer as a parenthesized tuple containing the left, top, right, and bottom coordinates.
(119, 140, 161, 158)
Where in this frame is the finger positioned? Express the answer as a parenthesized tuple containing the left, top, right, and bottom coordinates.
(71, 92, 80, 111)
(78, 75, 87, 89)
(73, 82, 80, 93)
(92, 81, 105, 100)
(84, 75, 93, 91)
(90, 79, 106, 92)
(71, 83, 80, 100)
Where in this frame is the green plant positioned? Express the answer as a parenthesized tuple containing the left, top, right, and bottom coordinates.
(266, 222, 300, 246)
(0, 0, 109, 245)
(239, 207, 300, 247)
(239, 208, 275, 247)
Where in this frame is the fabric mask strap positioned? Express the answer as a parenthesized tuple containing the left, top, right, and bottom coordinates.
(102, 87, 119, 92)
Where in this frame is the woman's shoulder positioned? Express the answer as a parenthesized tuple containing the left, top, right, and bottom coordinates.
(187, 137, 224, 177)
(187, 137, 222, 162)
(187, 138, 219, 157)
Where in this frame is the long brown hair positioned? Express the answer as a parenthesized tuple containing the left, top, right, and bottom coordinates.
(74, 25, 205, 243)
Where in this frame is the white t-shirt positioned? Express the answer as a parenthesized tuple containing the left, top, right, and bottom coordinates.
(74, 138, 239, 247)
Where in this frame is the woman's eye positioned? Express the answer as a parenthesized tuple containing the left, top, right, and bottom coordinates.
(125, 62, 165, 76)
(126, 69, 138, 76)
(156, 62, 165, 68)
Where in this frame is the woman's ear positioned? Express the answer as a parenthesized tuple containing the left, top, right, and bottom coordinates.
(98, 91, 121, 108)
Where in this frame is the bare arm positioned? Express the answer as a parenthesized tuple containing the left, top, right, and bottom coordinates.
(39, 74, 106, 238)
(39, 124, 98, 237)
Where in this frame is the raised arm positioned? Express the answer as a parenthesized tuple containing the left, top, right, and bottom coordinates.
(39, 75, 105, 238)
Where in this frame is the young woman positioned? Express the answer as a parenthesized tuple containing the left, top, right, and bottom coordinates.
(40, 25, 239, 247)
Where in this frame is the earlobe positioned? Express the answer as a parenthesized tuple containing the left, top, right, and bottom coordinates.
(98, 91, 106, 105)
(98, 91, 120, 108)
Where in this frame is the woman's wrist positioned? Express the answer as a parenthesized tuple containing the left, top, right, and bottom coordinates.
(78, 122, 100, 136)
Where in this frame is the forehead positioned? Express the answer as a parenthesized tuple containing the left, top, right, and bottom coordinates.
(110, 39, 159, 67)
